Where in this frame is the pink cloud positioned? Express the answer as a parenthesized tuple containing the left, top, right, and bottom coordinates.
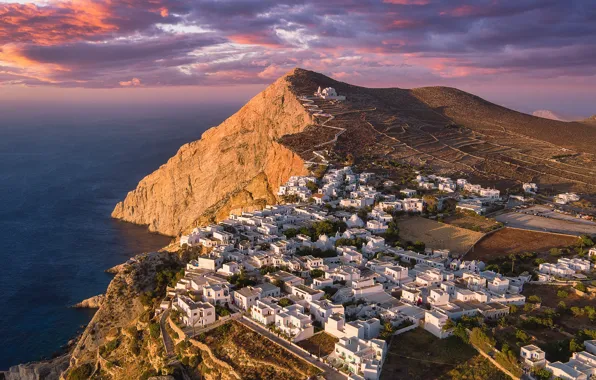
(119, 78, 142, 87)
(257, 64, 288, 79)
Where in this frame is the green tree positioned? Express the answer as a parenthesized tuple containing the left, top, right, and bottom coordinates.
(278, 298, 292, 307)
(310, 269, 325, 278)
(149, 323, 161, 339)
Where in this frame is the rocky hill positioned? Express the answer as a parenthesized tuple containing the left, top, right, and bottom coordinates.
(113, 68, 596, 239)
(112, 71, 311, 237)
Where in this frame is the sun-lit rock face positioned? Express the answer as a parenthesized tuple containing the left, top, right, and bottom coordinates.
(112, 69, 311, 237)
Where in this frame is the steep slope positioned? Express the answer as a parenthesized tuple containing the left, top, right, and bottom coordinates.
(112, 70, 311, 237)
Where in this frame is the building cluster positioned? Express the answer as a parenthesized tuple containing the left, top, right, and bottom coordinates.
(538, 257, 592, 281)
(555, 192, 580, 205)
(521, 340, 596, 380)
(277, 175, 318, 202)
(412, 173, 501, 215)
(165, 166, 533, 380)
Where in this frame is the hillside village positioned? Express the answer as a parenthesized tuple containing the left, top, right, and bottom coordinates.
(166, 153, 595, 380)
(93, 87, 591, 380)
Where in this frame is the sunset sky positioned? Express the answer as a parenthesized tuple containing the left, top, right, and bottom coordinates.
(1, 0, 595, 116)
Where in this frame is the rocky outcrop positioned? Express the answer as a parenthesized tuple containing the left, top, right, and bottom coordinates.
(68, 251, 181, 369)
(111, 69, 312, 237)
(1, 355, 69, 380)
(72, 294, 104, 309)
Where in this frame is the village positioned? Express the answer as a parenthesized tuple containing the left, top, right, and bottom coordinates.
(153, 88, 596, 380)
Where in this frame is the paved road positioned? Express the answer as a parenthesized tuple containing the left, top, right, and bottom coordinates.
(238, 317, 347, 380)
(495, 210, 596, 236)
(160, 309, 175, 356)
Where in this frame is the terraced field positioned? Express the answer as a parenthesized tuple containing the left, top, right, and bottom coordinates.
(281, 69, 596, 194)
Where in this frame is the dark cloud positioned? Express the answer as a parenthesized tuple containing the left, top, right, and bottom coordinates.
(1, 0, 595, 87)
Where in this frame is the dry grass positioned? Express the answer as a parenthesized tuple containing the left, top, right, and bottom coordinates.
(296, 332, 339, 357)
(381, 328, 507, 380)
(398, 216, 484, 256)
(444, 212, 503, 233)
(467, 227, 578, 261)
(197, 321, 321, 380)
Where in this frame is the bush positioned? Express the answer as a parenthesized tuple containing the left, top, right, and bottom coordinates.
(100, 338, 120, 356)
(278, 298, 292, 307)
(557, 290, 569, 298)
(575, 282, 587, 292)
(532, 368, 553, 380)
(528, 295, 542, 303)
(67, 363, 93, 380)
(149, 323, 161, 339)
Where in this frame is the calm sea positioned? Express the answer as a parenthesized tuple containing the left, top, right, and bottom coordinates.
(0, 104, 238, 369)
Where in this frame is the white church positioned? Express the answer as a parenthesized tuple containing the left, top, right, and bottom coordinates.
(314, 86, 346, 100)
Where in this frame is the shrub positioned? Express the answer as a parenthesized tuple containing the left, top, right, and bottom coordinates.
(278, 298, 292, 307)
(67, 363, 93, 380)
(557, 290, 569, 298)
(149, 323, 161, 339)
(310, 269, 325, 278)
(575, 282, 587, 292)
(528, 295, 542, 303)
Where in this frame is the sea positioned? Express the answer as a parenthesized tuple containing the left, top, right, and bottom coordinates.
(0, 103, 239, 369)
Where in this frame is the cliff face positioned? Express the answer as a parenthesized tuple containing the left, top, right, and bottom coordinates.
(112, 70, 311, 236)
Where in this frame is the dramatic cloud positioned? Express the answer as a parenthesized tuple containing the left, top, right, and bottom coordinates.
(1, 0, 595, 90)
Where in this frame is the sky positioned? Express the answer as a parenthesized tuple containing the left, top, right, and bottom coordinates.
(1, 0, 595, 117)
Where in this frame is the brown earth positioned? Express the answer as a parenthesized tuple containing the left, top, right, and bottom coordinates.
(398, 216, 484, 255)
(296, 332, 339, 357)
(467, 228, 578, 260)
(443, 212, 502, 233)
(380, 329, 507, 380)
(196, 321, 322, 380)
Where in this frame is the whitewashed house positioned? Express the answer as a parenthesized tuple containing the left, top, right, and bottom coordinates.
(275, 304, 315, 342)
(175, 295, 216, 328)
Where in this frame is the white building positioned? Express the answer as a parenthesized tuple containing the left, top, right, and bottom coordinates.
(309, 299, 344, 324)
(314, 86, 346, 100)
(203, 283, 231, 306)
(275, 304, 315, 342)
(333, 336, 387, 380)
(251, 297, 281, 326)
(175, 295, 216, 328)
(520, 345, 546, 368)
(555, 192, 580, 205)
(291, 284, 325, 302)
(523, 183, 538, 193)
(424, 310, 452, 339)
(233, 286, 261, 311)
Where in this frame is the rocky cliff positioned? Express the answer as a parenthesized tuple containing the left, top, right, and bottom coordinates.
(111, 70, 312, 237)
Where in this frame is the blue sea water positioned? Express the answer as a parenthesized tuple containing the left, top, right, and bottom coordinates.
(0, 104, 238, 369)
